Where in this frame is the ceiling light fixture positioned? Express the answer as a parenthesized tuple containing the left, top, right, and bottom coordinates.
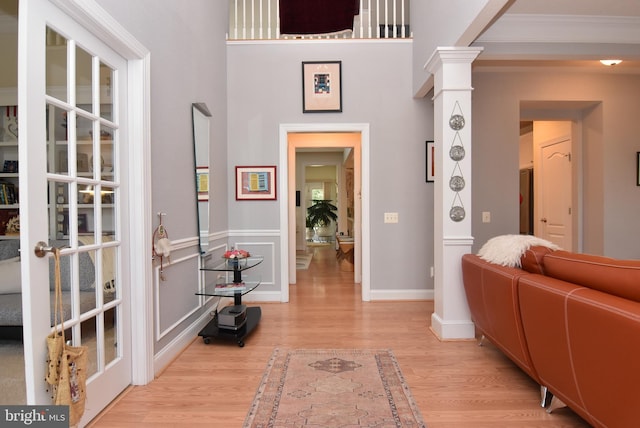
(600, 59, 622, 66)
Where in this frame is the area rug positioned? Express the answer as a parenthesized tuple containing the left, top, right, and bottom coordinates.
(296, 253, 313, 270)
(306, 241, 332, 247)
(243, 348, 426, 427)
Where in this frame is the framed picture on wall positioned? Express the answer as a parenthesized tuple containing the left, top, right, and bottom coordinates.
(426, 141, 435, 182)
(302, 61, 342, 113)
(236, 166, 277, 200)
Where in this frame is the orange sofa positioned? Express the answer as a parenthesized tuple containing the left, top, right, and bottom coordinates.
(462, 246, 640, 427)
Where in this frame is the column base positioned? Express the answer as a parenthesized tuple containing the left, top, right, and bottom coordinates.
(430, 312, 476, 340)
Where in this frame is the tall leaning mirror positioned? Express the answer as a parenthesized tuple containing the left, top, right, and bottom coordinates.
(192, 102, 212, 254)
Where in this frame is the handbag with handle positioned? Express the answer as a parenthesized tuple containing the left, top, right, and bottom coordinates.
(46, 247, 88, 427)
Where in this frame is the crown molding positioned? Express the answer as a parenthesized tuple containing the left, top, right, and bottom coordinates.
(477, 14, 640, 45)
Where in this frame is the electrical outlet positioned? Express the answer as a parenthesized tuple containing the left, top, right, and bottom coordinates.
(384, 212, 399, 223)
(482, 211, 491, 223)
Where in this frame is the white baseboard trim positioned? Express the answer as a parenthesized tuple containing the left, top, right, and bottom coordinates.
(153, 309, 213, 376)
(369, 289, 434, 301)
(430, 312, 475, 340)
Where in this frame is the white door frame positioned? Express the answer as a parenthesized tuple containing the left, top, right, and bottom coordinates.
(49, 0, 154, 385)
(279, 123, 370, 302)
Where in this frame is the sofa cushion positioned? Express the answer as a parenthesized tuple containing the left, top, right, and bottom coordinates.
(45, 240, 95, 291)
(0, 239, 20, 261)
(518, 275, 588, 419)
(564, 288, 640, 427)
(0, 239, 95, 293)
(520, 245, 555, 275)
(0, 257, 21, 294)
(543, 251, 640, 302)
(0, 293, 23, 326)
(0, 290, 114, 327)
(48, 251, 95, 291)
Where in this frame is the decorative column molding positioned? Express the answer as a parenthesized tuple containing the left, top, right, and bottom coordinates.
(425, 47, 483, 340)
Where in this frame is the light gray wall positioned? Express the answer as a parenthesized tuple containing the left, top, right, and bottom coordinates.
(96, 0, 229, 240)
(95, 0, 229, 352)
(472, 70, 640, 259)
(227, 41, 434, 293)
(411, 0, 504, 95)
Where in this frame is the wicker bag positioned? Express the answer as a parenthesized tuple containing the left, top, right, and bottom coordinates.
(46, 247, 88, 426)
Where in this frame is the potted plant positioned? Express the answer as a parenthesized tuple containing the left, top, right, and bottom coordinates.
(305, 215, 315, 241)
(306, 200, 338, 240)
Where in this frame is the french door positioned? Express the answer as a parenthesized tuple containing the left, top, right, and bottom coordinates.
(19, 0, 132, 424)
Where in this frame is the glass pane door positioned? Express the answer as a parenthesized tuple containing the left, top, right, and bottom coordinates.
(20, 1, 132, 418)
(45, 26, 123, 389)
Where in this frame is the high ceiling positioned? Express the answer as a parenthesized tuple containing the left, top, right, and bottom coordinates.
(473, 0, 640, 73)
(506, 0, 640, 17)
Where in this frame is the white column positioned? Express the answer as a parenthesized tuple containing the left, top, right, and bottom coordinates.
(425, 47, 483, 340)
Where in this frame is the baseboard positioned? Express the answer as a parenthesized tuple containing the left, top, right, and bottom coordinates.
(369, 289, 434, 301)
(153, 309, 214, 376)
(430, 312, 475, 340)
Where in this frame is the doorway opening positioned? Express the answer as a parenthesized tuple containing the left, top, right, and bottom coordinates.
(520, 101, 605, 254)
(519, 119, 576, 250)
(279, 123, 370, 303)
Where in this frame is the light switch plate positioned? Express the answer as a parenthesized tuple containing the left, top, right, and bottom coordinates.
(384, 212, 398, 223)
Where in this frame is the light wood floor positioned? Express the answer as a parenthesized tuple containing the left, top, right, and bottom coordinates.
(90, 246, 590, 427)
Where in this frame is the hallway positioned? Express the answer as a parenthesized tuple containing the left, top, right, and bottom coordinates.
(91, 245, 588, 427)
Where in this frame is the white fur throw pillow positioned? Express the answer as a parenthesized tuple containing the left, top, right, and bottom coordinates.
(477, 234, 560, 268)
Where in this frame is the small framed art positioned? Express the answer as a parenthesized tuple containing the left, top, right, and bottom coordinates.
(426, 141, 435, 182)
(302, 61, 342, 113)
(236, 166, 277, 200)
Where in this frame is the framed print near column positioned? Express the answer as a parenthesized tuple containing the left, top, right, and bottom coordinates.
(302, 61, 342, 113)
(426, 141, 435, 182)
(236, 166, 277, 200)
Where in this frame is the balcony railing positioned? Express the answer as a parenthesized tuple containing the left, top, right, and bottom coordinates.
(228, 0, 411, 40)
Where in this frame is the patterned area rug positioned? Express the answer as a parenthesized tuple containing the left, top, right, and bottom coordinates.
(244, 349, 426, 427)
(296, 253, 313, 270)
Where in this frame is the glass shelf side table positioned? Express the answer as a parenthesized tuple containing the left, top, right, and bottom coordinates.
(196, 256, 263, 347)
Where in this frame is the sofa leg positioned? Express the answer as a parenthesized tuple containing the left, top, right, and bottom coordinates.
(540, 386, 553, 408)
(546, 396, 567, 413)
(540, 386, 567, 413)
(478, 334, 486, 347)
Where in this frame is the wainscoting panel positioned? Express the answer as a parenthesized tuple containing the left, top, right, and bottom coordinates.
(229, 240, 276, 287)
(154, 252, 201, 340)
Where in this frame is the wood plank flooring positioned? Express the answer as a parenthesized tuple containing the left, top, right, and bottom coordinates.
(90, 246, 590, 427)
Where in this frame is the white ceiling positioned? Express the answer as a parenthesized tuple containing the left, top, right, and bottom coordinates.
(506, 0, 640, 17)
(473, 0, 640, 73)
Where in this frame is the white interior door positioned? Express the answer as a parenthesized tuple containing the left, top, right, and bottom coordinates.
(19, 1, 131, 423)
(537, 138, 573, 249)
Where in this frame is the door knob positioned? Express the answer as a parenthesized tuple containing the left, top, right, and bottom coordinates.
(34, 241, 55, 258)
(540, 218, 547, 223)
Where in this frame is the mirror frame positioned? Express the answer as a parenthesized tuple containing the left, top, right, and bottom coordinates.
(192, 102, 212, 254)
